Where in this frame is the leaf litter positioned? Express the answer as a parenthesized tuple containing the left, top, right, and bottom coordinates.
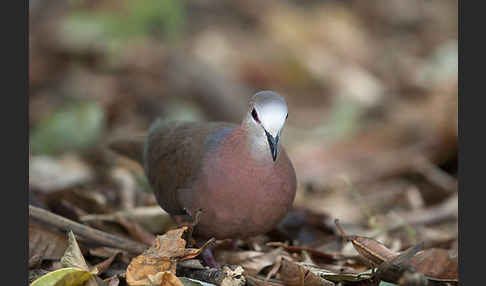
(29, 0, 457, 285)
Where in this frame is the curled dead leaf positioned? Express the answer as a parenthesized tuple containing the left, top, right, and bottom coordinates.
(126, 226, 213, 286)
(335, 219, 398, 266)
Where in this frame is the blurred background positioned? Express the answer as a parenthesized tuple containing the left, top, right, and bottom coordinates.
(29, 0, 457, 258)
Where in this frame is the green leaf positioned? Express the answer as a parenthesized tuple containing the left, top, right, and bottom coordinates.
(379, 282, 398, 286)
(30, 267, 93, 286)
(62, 0, 185, 42)
(30, 101, 105, 155)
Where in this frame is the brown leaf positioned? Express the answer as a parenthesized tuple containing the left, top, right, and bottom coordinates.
(246, 275, 284, 286)
(409, 248, 458, 282)
(153, 272, 185, 286)
(280, 259, 304, 286)
(154, 227, 188, 258)
(182, 238, 215, 261)
(280, 259, 334, 286)
(29, 219, 69, 266)
(375, 242, 425, 283)
(335, 219, 398, 266)
(126, 226, 212, 286)
(126, 248, 177, 285)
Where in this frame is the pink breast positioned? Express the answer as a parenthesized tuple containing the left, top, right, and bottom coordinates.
(191, 148, 296, 239)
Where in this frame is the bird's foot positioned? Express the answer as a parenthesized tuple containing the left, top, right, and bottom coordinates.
(201, 247, 220, 269)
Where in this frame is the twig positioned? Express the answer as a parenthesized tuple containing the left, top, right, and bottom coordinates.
(386, 193, 458, 232)
(177, 264, 245, 286)
(29, 205, 147, 254)
(411, 156, 457, 194)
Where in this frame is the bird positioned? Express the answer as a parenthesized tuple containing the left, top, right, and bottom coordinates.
(109, 91, 297, 240)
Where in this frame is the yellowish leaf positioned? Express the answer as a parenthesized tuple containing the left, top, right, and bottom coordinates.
(30, 267, 93, 286)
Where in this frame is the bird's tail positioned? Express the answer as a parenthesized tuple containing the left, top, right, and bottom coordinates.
(108, 135, 146, 165)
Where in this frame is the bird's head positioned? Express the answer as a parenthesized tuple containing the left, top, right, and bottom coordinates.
(243, 91, 289, 162)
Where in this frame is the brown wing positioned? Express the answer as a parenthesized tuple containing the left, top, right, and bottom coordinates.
(143, 119, 236, 215)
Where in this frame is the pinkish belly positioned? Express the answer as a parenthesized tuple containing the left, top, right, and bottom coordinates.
(190, 167, 296, 239)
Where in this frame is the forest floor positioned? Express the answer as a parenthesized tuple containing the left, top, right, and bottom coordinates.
(29, 1, 458, 285)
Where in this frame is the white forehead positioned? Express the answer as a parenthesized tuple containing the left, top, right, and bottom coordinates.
(252, 91, 288, 135)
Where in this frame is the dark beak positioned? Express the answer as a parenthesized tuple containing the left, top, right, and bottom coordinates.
(265, 130, 279, 161)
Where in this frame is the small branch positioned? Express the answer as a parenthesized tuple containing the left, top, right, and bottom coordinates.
(177, 264, 246, 286)
(29, 205, 147, 254)
(386, 193, 458, 232)
(411, 157, 457, 194)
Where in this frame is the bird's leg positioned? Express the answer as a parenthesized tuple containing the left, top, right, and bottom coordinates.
(180, 208, 203, 247)
(178, 208, 219, 268)
(201, 246, 220, 269)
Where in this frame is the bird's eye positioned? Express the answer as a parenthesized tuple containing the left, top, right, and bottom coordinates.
(251, 108, 260, 123)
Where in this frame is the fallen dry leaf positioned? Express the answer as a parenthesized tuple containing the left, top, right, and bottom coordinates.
(409, 248, 458, 282)
(245, 275, 284, 286)
(61, 231, 92, 272)
(335, 219, 398, 266)
(126, 226, 213, 286)
(150, 271, 184, 286)
(375, 242, 425, 283)
(29, 219, 69, 267)
(31, 231, 99, 286)
(280, 259, 334, 286)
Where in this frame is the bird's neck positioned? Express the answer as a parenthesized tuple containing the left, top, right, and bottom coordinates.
(225, 124, 274, 164)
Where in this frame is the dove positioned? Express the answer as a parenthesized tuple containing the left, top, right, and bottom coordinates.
(110, 91, 297, 239)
